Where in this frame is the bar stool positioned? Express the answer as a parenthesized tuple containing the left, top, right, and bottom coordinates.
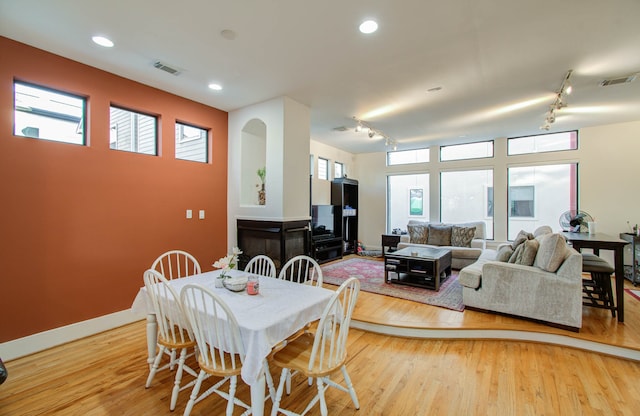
(581, 253, 616, 317)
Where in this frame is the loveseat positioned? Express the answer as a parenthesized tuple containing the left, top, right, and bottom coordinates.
(459, 227, 583, 331)
(398, 220, 487, 269)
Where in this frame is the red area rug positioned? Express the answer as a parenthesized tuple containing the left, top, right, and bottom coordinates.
(625, 288, 640, 302)
(321, 257, 464, 312)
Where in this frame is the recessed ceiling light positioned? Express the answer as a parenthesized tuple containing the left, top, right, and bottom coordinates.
(208, 83, 223, 91)
(359, 20, 378, 34)
(427, 87, 443, 93)
(92, 36, 114, 48)
(220, 29, 237, 40)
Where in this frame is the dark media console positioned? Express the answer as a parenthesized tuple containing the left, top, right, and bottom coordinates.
(311, 236, 343, 264)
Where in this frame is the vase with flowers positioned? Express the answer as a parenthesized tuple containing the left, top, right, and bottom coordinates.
(256, 167, 266, 205)
(213, 247, 243, 287)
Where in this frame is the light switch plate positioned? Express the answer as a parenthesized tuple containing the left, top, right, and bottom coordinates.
(186, 209, 192, 219)
(199, 210, 205, 219)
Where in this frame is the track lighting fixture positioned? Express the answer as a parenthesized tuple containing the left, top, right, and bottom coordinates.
(540, 70, 573, 131)
(352, 116, 398, 149)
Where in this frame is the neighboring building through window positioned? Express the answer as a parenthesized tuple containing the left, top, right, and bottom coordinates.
(175, 122, 208, 162)
(440, 141, 493, 161)
(387, 173, 430, 233)
(388, 148, 429, 165)
(441, 169, 494, 239)
(509, 186, 535, 217)
(110, 106, 157, 155)
(508, 131, 578, 155)
(14, 81, 86, 145)
(334, 161, 344, 179)
(318, 157, 329, 180)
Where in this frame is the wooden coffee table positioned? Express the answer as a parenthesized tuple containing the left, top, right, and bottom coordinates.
(384, 246, 452, 291)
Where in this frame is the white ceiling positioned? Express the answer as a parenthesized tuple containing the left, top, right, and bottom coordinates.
(2, 0, 640, 154)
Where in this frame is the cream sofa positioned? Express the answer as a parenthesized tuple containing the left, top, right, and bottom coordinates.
(459, 229, 583, 331)
(398, 220, 487, 269)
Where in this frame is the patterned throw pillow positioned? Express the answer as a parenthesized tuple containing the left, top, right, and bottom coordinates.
(508, 238, 540, 266)
(427, 224, 452, 246)
(407, 224, 429, 244)
(451, 226, 476, 247)
(511, 229, 534, 249)
(496, 245, 514, 262)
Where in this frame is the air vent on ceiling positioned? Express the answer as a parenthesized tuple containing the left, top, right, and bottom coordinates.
(153, 61, 181, 76)
(599, 74, 636, 87)
(332, 126, 349, 132)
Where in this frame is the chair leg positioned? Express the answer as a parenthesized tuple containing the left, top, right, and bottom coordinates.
(170, 348, 188, 411)
(146, 346, 166, 388)
(184, 370, 206, 416)
(263, 360, 277, 403)
(341, 365, 360, 409)
(227, 375, 237, 416)
(271, 368, 289, 416)
(316, 378, 328, 416)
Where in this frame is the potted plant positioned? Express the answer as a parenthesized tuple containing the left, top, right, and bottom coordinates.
(256, 167, 266, 205)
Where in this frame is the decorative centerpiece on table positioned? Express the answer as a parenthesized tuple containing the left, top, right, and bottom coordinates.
(213, 247, 242, 288)
(256, 167, 266, 205)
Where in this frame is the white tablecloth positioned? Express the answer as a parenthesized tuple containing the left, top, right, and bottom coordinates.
(131, 269, 334, 385)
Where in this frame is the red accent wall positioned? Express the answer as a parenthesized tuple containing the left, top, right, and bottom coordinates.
(0, 37, 228, 342)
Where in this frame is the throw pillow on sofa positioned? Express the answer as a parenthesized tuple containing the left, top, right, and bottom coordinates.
(511, 229, 534, 249)
(508, 238, 539, 266)
(407, 224, 429, 244)
(428, 224, 452, 246)
(451, 225, 476, 247)
(534, 233, 568, 272)
(496, 245, 514, 262)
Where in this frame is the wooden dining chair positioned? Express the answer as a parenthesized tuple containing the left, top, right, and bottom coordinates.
(278, 255, 323, 286)
(143, 269, 198, 411)
(151, 250, 201, 280)
(270, 277, 361, 416)
(245, 254, 276, 278)
(180, 283, 275, 416)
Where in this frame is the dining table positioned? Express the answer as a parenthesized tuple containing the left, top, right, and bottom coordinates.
(563, 231, 629, 322)
(131, 268, 335, 416)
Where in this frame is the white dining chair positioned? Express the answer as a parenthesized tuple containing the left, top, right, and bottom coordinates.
(245, 254, 276, 278)
(180, 283, 275, 416)
(270, 277, 361, 416)
(278, 255, 323, 287)
(151, 249, 201, 280)
(143, 269, 198, 411)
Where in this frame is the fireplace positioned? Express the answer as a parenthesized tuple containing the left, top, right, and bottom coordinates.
(236, 219, 310, 271)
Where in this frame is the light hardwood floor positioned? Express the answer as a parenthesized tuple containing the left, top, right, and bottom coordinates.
(2, 258, 640, 415)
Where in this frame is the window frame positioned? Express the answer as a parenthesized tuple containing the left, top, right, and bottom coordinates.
(175, 121, 209, 163)
(109, 105, 158, 156)
(387, 148, 430, 166)
(507, 131, 578, 156)
(440, 140, 494, 162)
(318, 157, 329, 180)
(334, 161, 344, 179)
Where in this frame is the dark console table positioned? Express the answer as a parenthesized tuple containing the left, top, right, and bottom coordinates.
(381, 233, 401, 255)
(620, 233, 639, 286)
(312, 236, 343, 264)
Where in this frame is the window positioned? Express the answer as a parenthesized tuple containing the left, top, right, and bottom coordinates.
(508, 131, 578, 155)
(441, 169, 494, 239)
(387, 148, 429, 165)
(175, 122, 208, 162)
(507, 163, 578, 239)
(440, 141, 493, 161)
(334, 162, 344, 179)
(387, 174, 430, 232)
(318, 157, 329, 180)
(110, 106, 157, 155)
(14, 81, 86, 145)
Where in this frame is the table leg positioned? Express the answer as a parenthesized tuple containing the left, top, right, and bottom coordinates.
(146, 313, 157, 368)
(614, 247, 625, 322)
(250, 372, 266, 416)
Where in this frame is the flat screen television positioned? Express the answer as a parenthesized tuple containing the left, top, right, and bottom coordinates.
(311, 205, 336, 239)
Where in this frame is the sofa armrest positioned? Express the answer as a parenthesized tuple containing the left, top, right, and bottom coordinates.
(470, 238, 486, 250)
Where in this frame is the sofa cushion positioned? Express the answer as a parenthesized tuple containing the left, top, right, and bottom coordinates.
(451, 226, 476, 247)
(508, 238, 539, 266)
(428, 224, 452, 246)
(496, 245, 514, 262)
(407, 224, 429, 244)
(534, 233, 568, 272)
(449, 247, 483, 260)
(511, 230, 534, 249)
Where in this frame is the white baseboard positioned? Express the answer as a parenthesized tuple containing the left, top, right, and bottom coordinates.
(0, 309, 145, 361)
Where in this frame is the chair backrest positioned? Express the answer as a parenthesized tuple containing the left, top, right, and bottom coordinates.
(180, 284, 245, 372)
(244, 255, 276, 278)
(278, 255, 323, 286)
(151, 250, 201, 280)
(308, 277, 360, 373)
(143, 269, 193, 345)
